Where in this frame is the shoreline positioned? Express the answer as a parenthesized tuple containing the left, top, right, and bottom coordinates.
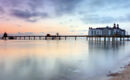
(108, 63, 130, 80)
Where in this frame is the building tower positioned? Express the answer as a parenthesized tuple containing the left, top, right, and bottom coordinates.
(113, 23, 116, 28)
(117, 24, 119, 28)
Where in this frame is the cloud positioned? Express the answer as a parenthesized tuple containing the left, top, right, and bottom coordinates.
(0, 0, 82, 22)
(0, 6, 4, 15)
(71, 30, 88, 32)
(118, 14, 130, 22)
(83, 0, 130, 11)
(0, 0, 130, 24)
(81, 15, 116, 24)
(81, 14, 130, 24)
(16, 24, 22, 27)
(11, 9, 49, 22)
(52, 0, 82, 16)
(76, 0, 130, 24)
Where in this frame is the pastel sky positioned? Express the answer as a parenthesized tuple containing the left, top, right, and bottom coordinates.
(0, 0, 130, 35)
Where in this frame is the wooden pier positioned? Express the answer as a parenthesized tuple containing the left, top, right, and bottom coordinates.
(1, 35, 130, 41)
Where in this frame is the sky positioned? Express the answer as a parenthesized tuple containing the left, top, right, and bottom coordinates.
(0, 0, 130, 35)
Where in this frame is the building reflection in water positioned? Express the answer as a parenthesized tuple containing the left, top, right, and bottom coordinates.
(88, 40, 125, 50)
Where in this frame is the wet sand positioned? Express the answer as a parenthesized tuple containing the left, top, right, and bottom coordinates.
(108, 64, 130, 80)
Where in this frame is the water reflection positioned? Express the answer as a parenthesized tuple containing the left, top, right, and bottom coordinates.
(88, 41, 125, 50)
(0, 40, 130, 80)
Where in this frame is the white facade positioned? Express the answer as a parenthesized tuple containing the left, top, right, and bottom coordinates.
(88, 24, 126, 36)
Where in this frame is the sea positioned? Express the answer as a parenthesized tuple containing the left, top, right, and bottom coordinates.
(0, 38, 130, 80)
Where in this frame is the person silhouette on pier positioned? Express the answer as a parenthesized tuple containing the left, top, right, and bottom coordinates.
(2, 32, 8, 40)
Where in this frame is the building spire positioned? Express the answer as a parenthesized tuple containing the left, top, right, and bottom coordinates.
(113, 23, 116, 28)
(117, 24, 119, 28)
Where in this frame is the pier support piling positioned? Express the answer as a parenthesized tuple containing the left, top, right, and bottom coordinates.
(75, 36, 77, 40)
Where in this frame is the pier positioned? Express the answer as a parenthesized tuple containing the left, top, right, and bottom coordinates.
(1, 35, 130, 41)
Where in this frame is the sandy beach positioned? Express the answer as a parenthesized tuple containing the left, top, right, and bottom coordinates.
(108, 63, 130, 80)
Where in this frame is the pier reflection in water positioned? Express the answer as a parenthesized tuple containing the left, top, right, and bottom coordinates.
(0, 40, 130, 80)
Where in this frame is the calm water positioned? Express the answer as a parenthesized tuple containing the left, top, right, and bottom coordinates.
(0, 39, 130, 80)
